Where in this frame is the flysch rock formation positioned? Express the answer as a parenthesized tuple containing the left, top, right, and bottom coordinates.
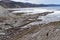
(0, 5, 60, 40)
(17, 21, 60, 40)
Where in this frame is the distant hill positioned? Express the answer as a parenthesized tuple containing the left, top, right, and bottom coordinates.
(0, 1, 38, 8)
(0, 1, 60, 8)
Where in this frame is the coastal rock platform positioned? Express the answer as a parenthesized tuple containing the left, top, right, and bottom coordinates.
(0, 6, 60, 40)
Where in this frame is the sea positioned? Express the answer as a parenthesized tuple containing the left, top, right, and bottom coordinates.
(10, 6, 60, 24)
(22, 6, 60, 24)
(40, 6, 60, 10)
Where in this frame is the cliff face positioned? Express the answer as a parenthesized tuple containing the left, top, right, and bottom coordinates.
(0, 6, 5, 13)
(0, 6, 9, 17)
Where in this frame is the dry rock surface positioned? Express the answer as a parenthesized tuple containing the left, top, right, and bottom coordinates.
(0, 6, 60, 40)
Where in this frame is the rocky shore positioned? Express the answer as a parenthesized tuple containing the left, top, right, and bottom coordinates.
(0, 6, 60, 40)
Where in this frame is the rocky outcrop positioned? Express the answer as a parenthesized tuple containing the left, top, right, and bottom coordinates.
(18, 21, 60, 40)
(0, 6, 54, 40)
(0, 7, 60, 40)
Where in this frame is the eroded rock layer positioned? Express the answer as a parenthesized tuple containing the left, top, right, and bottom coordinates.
(0, 6, 60, 40)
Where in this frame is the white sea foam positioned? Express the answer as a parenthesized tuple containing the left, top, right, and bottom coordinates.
(42, 10, 60, 23)
(12, 8, 52, 15)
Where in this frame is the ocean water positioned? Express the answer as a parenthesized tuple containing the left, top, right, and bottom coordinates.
(22, 6, 60, 24)
(20, 7, 60, 24)
(9, 6, 60, 25)
(40, 6, 60, 10)
(38, 6, 60, 23)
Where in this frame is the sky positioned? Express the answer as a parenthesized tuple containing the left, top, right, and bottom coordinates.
(12, 0, 60, 4)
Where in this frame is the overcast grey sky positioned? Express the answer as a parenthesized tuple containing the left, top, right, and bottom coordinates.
(12, 0, 60, 4)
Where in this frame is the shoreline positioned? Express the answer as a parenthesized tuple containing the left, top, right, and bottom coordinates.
(0, 7, 60, 40)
